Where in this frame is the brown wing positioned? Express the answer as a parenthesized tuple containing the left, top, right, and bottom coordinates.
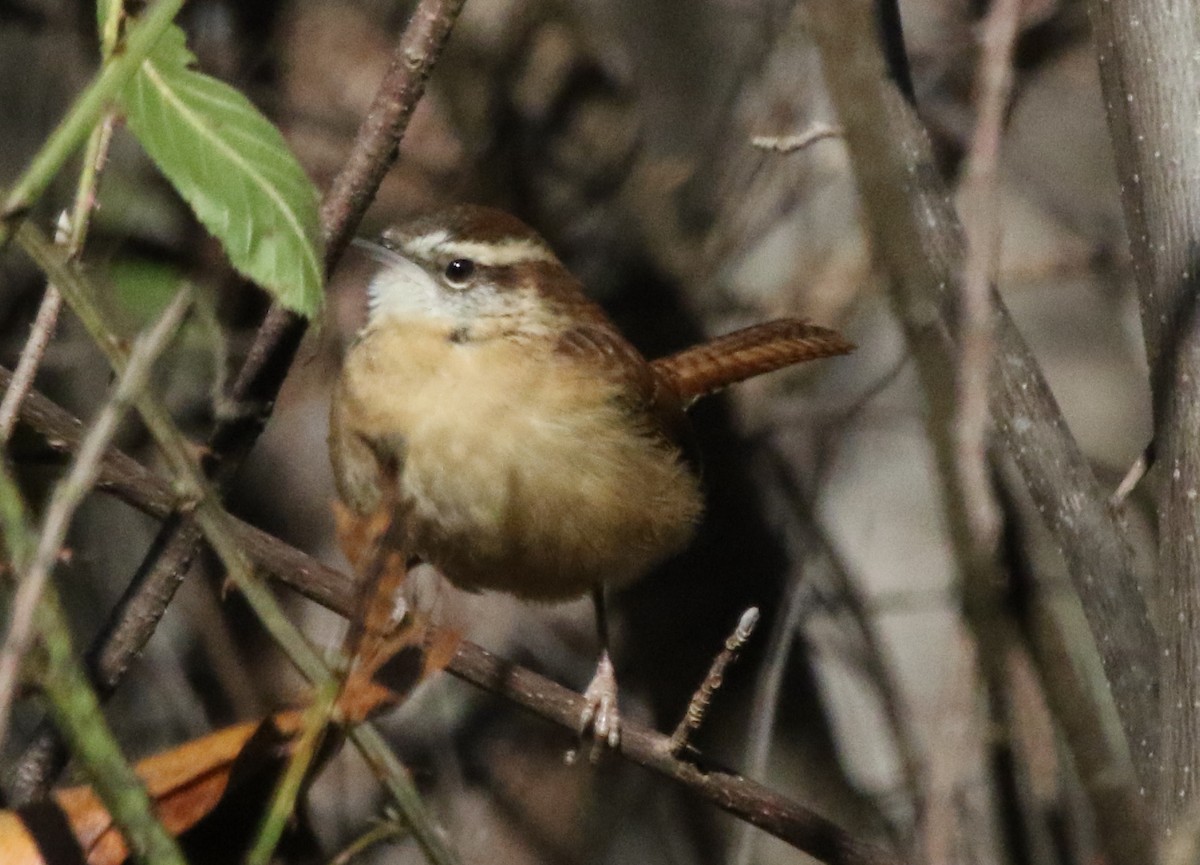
(651, 318, 853, 405)
(555, 321, 691, 450)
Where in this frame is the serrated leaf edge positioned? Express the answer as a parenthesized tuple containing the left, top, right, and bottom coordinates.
(137, 58, 323, 308)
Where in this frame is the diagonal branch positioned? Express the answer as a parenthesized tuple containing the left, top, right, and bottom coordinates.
(0, 0, 184, 246)
(0, 15, 122, 446)
(0, 365, 901, 865)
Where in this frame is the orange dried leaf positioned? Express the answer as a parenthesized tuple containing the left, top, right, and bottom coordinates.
(337, 621, 461, 725)
(359, 550, 409, 640)
(0, 811, 57, 865)
(337, 675, 398, 726)
(332, 499, 394, 572)
(0, 710, 307, 865)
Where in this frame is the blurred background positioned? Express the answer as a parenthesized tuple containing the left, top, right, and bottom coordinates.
(0, 0, 1152, 862)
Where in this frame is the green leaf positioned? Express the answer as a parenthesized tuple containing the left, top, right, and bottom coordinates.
(116, 21, 324, 317)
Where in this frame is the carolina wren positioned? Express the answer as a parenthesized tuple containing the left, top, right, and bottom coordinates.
(330, 204, 852, 751)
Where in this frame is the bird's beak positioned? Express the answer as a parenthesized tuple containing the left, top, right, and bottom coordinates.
(351, 236, 413, 269)
(351, 237, 443, 324)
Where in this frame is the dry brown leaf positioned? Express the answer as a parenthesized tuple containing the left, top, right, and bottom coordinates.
(0, 617, 456, 865)
(332, 498, 394, 573)
(0, 712, 307, 865)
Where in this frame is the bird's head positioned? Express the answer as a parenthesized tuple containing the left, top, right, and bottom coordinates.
(354, 204, 581, 340)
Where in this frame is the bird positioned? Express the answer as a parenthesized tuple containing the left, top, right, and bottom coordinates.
(329, 204, 853, 753)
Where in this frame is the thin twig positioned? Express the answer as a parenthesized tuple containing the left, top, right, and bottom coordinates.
(956, 0, 1018, 559)
(247, 677, 339, 865)
(728, 565, 812, 865)
(0, 287, 62, 444)
(318, 0, 467, 269)
(329, 814, 408, 865)
(668, 606, 759, 755)
(0, 7, 124, 780)
(0, 288, 192, 752)
(752, 444, 924, 840)
(453, 643, 898, 865)
(751, 124, 843, 154)
(2, 372, 902, 865)
(0, 0, 185, 245)
(948, 1, 1025, 857)
(0, 114, 118, 445)
(1110, 440, 1153, 508)
(212, 0, 469, 466)
(807, 5, 990, 731)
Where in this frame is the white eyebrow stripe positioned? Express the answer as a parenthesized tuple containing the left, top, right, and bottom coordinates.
(436, 239, 558, 266)
(402, 230, 450, 259)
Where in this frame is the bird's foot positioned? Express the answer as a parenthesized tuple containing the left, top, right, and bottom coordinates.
(572, 650, 621, 764)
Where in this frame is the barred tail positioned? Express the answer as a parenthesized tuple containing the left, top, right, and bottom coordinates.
(651, 318, 853, 404)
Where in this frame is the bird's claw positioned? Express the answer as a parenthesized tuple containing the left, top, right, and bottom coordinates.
(574, 651, 621, 764)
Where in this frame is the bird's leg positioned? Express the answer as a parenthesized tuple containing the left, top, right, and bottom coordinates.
(580, 584, 621, 758)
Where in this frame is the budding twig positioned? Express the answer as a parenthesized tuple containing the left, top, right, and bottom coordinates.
(668, 607, 760, 756)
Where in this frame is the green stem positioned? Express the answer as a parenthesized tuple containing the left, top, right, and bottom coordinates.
(68, 0, 126, 252)
(100, 0, 126, 57)
(349, 724, 456, 865)
(0, 459, 188, 865)
(0, 0, 185, 238)
(0, 463, 32, 569)
(329, 817, 407, 865)
(39, 586, 189, 865)
(246, 678, 339, 865)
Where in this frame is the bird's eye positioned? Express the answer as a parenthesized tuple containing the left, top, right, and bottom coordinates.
(444, 258, 475, 286)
